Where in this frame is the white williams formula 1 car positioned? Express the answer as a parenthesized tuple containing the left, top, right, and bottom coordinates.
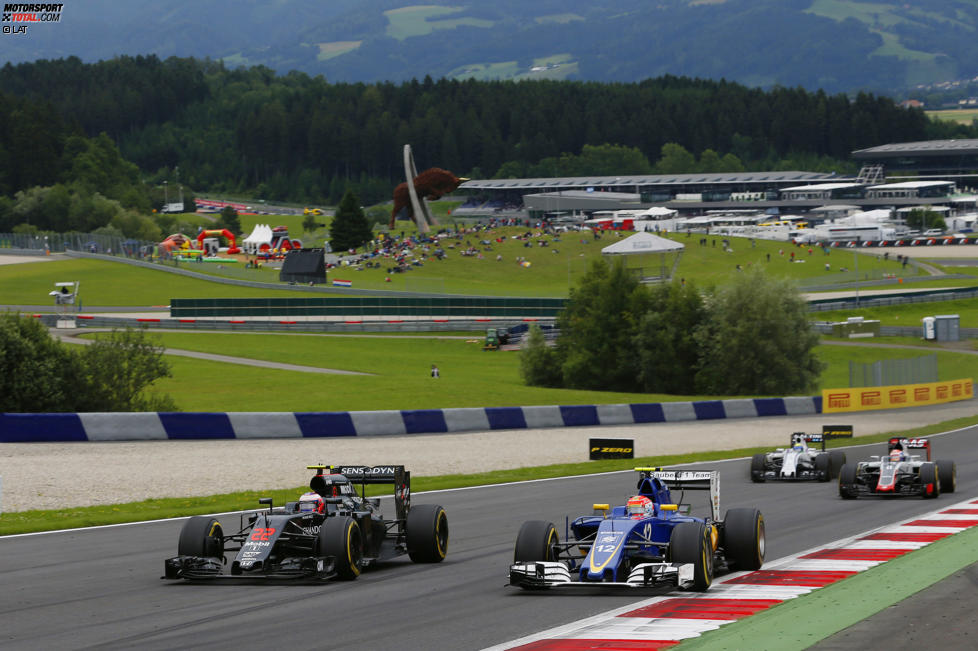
(750, 425, 853, 483)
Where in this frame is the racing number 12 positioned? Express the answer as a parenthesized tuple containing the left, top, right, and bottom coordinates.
(250, 527, 276, 541)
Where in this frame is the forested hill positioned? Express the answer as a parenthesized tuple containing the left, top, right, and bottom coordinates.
(1, 57, 976, 208)
(5, 0, 978, 94)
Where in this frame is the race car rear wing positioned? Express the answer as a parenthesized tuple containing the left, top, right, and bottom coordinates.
(308, 465, 411, 520)
(635, 468, 720, 522)
(790, 425, 854, 451)
(887, 437, 931, 461)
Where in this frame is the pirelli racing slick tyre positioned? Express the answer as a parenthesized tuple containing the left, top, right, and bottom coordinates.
(814, 454, 831, 482)
(722, 508, 765, 572)
(319, 516, 364, 580)
(750, 454, 766, 483)
(406, 504, 449, 563)
(919, 462, 940, 499)
(669, 522, 714, 591)
(936, 460, 956, 494)
(839, 464, 858, 499)
(829, 450, 846, 479)
(178, 516, 224, 559)
(514, 521, 559, 563)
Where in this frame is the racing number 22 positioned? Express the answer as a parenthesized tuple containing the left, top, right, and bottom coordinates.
(250, 527, 276, 541)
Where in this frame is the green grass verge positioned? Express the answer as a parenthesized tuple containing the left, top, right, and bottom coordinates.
(680, 510, 978, 650)
(0, 257, 315, 306)
(1, 229, 925, 304)
(815, 297, 978, 328)
(3, 414, 975, 537)
(816, 341, 978, 388)
(111, 331, 976, 411)
(70, 330, 976, 412)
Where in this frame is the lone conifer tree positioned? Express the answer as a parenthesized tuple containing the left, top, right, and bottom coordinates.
(330, 189, 373, 252)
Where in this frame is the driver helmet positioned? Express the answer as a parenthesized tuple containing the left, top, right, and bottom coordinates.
(298, 491, 325, 514)
(889, 448, 905, 462)
(792, 443, 805, 452)
(626, 495, 654, 519)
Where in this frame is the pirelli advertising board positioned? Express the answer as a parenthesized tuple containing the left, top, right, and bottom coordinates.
(589, 438, 635, 460)
(823, 379, 973, 413)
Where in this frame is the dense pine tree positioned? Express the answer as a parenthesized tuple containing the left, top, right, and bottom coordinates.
(329, 189, 372, 252)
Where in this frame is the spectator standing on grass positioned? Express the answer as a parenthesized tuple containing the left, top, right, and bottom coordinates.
(431, 364, 440, 378)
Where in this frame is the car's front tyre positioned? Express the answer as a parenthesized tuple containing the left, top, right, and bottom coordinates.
(178, 516, 224, 559)
(919, 462, 940, 499)
(514, 520, 559, 563)
(319, 516, 363, 579)
(814, 454, 831, 482)
(839, 463, 858, 499)
(750, 454, 766, 483)
(670, 522, 714, 591)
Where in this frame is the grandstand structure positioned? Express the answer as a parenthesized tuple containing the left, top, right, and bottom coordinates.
(452, 140, 978, 221)
(851, 139, 978, 179)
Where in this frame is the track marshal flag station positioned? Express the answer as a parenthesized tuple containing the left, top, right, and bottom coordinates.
(822, 379, 973, 413)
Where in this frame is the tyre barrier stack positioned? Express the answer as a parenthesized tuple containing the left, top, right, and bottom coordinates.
(0, 396, 821, 442)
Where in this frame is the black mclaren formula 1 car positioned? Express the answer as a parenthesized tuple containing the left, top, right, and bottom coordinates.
(838, 437, 957, 499)
(163, 464, 448, 581)
(750, 425, 853, 483)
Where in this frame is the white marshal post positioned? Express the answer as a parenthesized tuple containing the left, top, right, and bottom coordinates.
(49, 281, 80, 329)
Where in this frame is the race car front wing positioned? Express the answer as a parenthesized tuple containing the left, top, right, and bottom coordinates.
(757, 469, 824, 481)
(509, 561, 695, 590)
(164, 554, 337, 581)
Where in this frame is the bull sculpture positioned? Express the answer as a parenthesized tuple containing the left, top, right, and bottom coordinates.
(389, 168, 468, 229)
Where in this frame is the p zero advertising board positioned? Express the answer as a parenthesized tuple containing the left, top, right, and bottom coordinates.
(822, 378, 973, 413)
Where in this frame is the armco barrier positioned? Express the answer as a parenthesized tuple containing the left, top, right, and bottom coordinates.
(0, 396, 821, 442)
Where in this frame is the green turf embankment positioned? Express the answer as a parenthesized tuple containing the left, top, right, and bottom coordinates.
(680, 517, 978, 650)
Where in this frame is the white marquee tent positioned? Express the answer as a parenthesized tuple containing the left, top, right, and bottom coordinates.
(601, 231, 685, 282)
(242, 223, 273, 254)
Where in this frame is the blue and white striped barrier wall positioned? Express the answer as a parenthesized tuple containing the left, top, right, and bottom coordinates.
(0, 396, 822, 442)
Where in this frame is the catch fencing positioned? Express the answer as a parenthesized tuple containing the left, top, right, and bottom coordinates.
(0, 232, 155, 255)
(848, 354, 939, 388)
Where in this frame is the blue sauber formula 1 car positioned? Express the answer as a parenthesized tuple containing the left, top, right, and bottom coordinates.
(509, 468, 765, 592)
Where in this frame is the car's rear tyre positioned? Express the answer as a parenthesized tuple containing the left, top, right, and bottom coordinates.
(178, 516, 224, 558)
(936, 460, 956, 494)
(670, 522, 713, 591)
(839, 463, 858, 499)
(514, 520, 559, 563)
(814, 454, 831, 482)
(406, 504, 449, 563)
(319, 516, 363, 579)
(722, 508, 765, 571)
(750, 454, 766, 482)
(919, 462, 940, 499)
(829, 450, 846, 478)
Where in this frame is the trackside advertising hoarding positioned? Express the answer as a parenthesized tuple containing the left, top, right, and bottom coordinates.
(822, 378, 973, 413)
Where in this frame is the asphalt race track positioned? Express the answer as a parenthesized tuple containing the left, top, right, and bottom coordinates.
(1, 425, 976, 650)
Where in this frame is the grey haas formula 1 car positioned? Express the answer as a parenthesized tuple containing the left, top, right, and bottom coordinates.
(164, 464, 448, 581)
(750, 425, 853, 483)
(838, 438, 957, 499)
